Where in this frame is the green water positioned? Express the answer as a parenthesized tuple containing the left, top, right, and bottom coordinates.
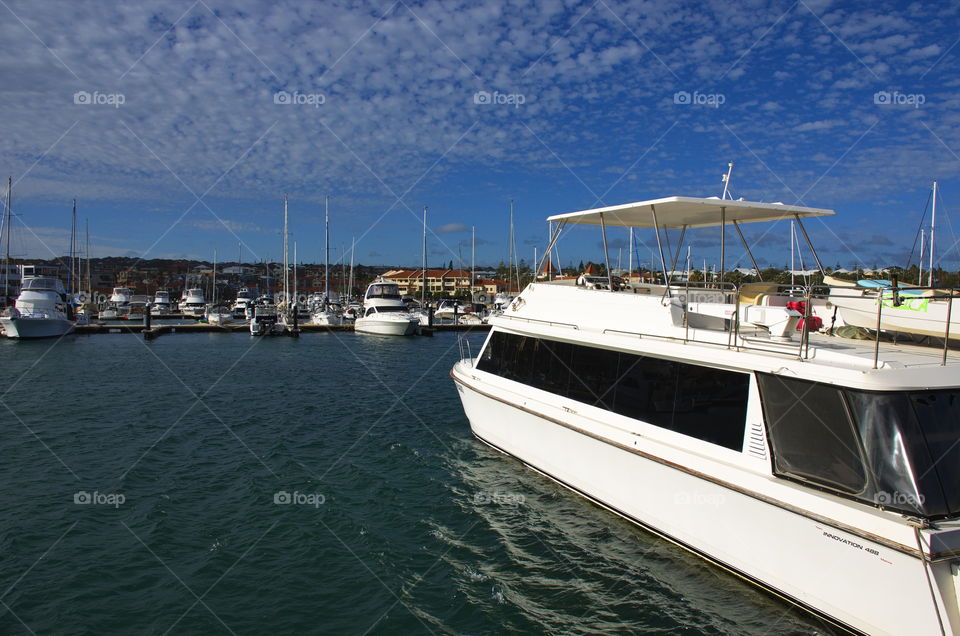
(0, 331, 836, 634)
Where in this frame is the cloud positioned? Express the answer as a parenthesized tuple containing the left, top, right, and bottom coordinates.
(437, 223, 469, 233)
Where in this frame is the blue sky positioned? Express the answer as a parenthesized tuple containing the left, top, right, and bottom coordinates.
(1, 0, 959, 272)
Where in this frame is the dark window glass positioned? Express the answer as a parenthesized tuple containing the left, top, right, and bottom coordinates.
(758, 375, 867, 494)
(476, 331, 748, 451)
(909, 392, 960, 514)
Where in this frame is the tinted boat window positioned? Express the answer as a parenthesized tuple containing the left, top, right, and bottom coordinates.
(909, 392, 960, 514)
(477, 331, 748, 451)
(758, 375, 867, 494)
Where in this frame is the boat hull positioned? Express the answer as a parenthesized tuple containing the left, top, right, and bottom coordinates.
(354, 316, 417, 336)
(830, 292, 959, 339)
(452, 362, 951, 636)
(1, 316, 74, 339)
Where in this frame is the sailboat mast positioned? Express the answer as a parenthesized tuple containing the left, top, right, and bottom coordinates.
(929, 181, 938, 287)
(85, 220, 91, 299)
(421, 206, 427, 307)
(471, 225, 475, 300)
(69, 199, 77, 296)
(324, 195, 330, 305)
(293, 242, 297, 309)
(628, 227, 634, 283)
(348, 236, 355, 301)
(283, 194, 289, 308)
(2, 177, 9, 304)
(213, 249, 217, 304)
(919, 229, 925, 286)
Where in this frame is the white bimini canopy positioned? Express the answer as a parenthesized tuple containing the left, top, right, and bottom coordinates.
(547, 196, 834, 229)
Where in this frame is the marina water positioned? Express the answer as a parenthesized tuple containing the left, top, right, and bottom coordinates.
(1, 331, 836, 634)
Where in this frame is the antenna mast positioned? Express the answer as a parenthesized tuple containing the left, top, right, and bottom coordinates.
(721, 162, 734, 200)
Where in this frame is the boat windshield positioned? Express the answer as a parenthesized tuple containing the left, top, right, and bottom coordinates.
(22, 278, 59, 291)
(758, 374, 960, 519)
(370, 306, 407, 314)
(367, 284, 400, 299)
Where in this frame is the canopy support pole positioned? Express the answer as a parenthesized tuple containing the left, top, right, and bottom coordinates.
(720, 207, 726, 284)
(651, 205, 669, 290)
(794, 214, 825, 275)
(732, 220, 763, 281)
(600, 213, 613, 292)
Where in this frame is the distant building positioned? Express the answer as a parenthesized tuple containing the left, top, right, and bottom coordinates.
(381, 269, 475, 295)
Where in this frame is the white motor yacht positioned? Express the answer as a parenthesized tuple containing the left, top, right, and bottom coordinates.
(232, 287, 255, 317)
(452, 195, 960, 635)
(151, 290, 172, 315)
(180, 288, 206, 317)
(100, 286, 132, 319)
(354, 280, 418, 336)
(1, 275, 74, 338)
(434, 299, 465, 320)
(249, 296, 281, 335)
(205, 304, 234, 325)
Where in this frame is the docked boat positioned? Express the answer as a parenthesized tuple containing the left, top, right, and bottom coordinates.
(205, 304, 234, 325)
(1, 274, 74, 338)
(354, 280, 418, 336)
(452, 195, 960, 635)
(232, 287, 255, 317)
(434, 299, 465, 320)
(249, 296, 281, 336)
(179, 288, 206, 317)
(825, 276, 960, 339)
(100, 286, 132, 319)
(151, 290, 172, 315)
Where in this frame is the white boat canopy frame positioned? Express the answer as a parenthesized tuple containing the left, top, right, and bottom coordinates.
(539, 196, 835, 287)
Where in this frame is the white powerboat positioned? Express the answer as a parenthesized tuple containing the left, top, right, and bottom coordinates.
(826, 275, 960, 339)
(205, 304, 234, 325)
(354, 280, 418, 336)
(1, 275, 74, 338)
(151, 290, 172, 315)
(232, 287, 255, 317)
(179, 288, 206, 317)
(100, 286, 132, 319)
(452, 195, 960, 635)
(433, 299, 465, 320)
(249, 296, 281, 335)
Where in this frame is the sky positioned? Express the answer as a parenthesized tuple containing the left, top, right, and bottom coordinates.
(1, 0, 959, 273)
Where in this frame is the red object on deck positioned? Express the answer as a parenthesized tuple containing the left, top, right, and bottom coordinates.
(785, 301, 823, 331)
